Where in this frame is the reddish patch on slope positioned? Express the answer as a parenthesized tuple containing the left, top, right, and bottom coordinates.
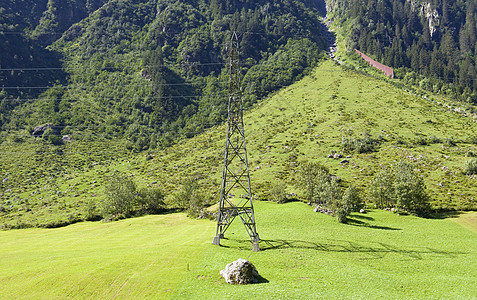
(355, 49, 394, 78)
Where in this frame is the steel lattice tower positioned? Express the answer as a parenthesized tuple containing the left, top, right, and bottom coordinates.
(212, 32, 260, 251)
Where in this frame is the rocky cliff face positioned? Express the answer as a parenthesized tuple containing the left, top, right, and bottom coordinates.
(419, 2, 440, 37)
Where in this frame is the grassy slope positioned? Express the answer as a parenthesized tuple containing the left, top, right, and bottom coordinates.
(2, 59, 477, 229)
(0, 213, 214, 299)
(142, 59, 477, 209)
(1, 202, 475, 299)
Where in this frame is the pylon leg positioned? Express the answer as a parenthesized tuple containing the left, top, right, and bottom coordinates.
(213, 236, 220, 246)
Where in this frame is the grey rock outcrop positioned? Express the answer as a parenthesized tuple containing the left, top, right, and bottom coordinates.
(32, 124, 59, 137)
(220, 258, 259, 285)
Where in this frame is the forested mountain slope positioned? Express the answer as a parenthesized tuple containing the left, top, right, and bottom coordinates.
(326, 0, 477, 102)
(1, 0, 327, 150)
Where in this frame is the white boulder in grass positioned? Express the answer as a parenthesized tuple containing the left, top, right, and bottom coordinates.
(220, 258, 260, 285)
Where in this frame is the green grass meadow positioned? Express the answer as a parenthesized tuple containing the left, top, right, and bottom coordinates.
(0, 214, 214, 299)
(1, 201, 476, 299)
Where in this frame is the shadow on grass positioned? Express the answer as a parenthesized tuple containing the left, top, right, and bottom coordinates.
(349, 214, 375, 221)
(220, 238, 467, 260)
(426, 210, 462, 220)
(260, 239, 467, 259)
(256, 275, 269, 284)
(346, 218, 401, 230)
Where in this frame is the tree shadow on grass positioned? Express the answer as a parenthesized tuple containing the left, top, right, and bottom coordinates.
(425, 210, 462, 220)
(346, 218, 401, 230)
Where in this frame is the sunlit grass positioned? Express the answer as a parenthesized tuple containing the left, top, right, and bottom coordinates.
(175, 201, 477, 299)
(0, 214, 214, 299)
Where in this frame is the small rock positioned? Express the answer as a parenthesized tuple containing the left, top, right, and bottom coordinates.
(359, 209, 366, 214)
(32, 123, 58, 137)
(341, 159, 349, 164)
(333, 153, 343, 159)
(220, 258, 259, 285)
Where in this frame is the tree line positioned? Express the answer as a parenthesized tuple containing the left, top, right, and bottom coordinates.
(329, 0, 477, 102)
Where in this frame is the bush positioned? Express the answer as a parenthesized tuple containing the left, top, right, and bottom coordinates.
(444, 137, 456, 146)
(368, 161, 430, 215)
(48, 134, 63, 146)
(368, 168, 394, 208)
(342, 132, 379, 154)
(101, 171, 137, 219)
(270, 181, 287, 203)
(84, 198, 101, 221)
(137, 187, 165, 213)
(428, 135, 441, 144)
(298, 162, 330, 204)
(464, 158, 477, 175)
(172, 177, 206, 217)
(341, 186, 363, 212)
(329, 185, 362, 223)
(298, 161, 362, 222)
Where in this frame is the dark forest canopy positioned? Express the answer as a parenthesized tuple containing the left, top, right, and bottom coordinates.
(0, 0, 328, 149)
(327, 0, 477, 102)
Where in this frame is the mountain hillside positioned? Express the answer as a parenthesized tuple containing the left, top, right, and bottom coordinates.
(2, 59, 476, 229)
(325, 0, 477, 102)
(1, 0, 328, 149)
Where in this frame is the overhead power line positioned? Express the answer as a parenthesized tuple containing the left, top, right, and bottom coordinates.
(0, 81, 228, 90)
(0, 62, 233, 72)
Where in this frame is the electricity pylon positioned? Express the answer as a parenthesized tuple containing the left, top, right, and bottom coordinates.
(212, 32, 259, 251)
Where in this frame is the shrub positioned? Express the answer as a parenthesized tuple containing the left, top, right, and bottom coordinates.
(342, 132, 379, 154)
(298, 162, 330, 204)
(464, 158, 477, 175)
(428, 135, 441, 144)
(368, 161, 430, 215)
(444, 137, 456, 146)
(298, 161, 362, 222)
(84, 198, 101, 221)
(341, 186, 363, 212)
(172, 177, 205, 217)
(270, 181, 287, 203)
(414, 135, 428, 146)
(368, 168, 395, 208)
(101, 171, 137, 219)
(48, 134, 64, 146)
(330, 185, 362, 223)
(137, 187, 165, 214)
